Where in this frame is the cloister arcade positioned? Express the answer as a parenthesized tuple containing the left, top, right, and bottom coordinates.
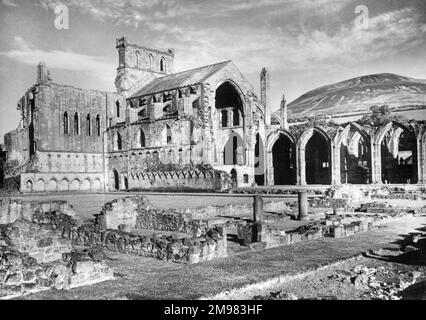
(267, 120, 425, 186)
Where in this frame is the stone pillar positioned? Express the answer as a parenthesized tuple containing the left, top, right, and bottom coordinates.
(298, 191, 308, 221)
(417, 137, 425, 184)
(253, 195, 264, 222)
(371, 139, 382, 184)
(297, 147, 306, 185)
(331, 142, 341, 185)
(266, 150, 274, 186)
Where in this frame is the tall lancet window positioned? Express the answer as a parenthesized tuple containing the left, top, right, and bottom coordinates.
(86, 114, 92, 136)
(74, 113, 79, 135)
(63, 112, 69, 135)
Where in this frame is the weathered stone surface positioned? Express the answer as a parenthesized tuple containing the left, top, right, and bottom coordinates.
(0, 199, 76, 225)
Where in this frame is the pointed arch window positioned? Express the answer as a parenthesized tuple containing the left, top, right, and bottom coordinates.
(115, 132, 122, 151)
(74, 113, 79, 135)
(116, 101, 120, 118)
(96, 115, 101, 136)
(149, 54, 154, 69)
(86, 114, 92, 136)
(63, 112, 69, 135)
(140, 129, 145, 148)
(160, 57, 166, 72)
(166, 124, 172, 144)
(135, 51, 142, 67)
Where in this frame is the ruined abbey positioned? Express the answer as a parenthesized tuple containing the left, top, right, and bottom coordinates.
(2, 37, 426, 193)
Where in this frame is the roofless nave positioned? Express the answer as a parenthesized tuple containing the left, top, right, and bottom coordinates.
(2, 37, 426, 193)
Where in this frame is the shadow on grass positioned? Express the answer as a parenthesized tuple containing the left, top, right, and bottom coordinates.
(363, 224, 426, 266)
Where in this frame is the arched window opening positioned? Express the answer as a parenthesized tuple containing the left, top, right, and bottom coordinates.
(124, 176, 129, 190)
(166, 125, 172, 144)
(74, 113, 79, 135)
(135, 51, 142, 67)
(160, 57, 166, 72)
(115, 132, 122, 151)
(381, 128, 417, 184)
(63, 112, 69, 135)
(139, 129, 145, 148)
(305, 132, 331, 185)
(178, 148, 183, 163)
(215, 82, 244, 129)
(272, 134, 296, 185)
(86, 114, 92, 136)
(340, 133, 370, 184)
(116, 101, 120, 118)
(153, 151, 159, 162)
(96, 115, 101, 136)
(149, 54, 154, 69)
(112, 169, 119, 191)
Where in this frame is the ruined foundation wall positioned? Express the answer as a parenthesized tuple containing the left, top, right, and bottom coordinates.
(0, 198, 76, 225)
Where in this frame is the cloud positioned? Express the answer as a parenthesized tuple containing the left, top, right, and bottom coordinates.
(1, 0, 18, 7)
(156, 7, 426, 75)
(0, 37, 116, 82)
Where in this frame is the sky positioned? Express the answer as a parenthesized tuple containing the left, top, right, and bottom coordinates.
(0, 0, 425, 143)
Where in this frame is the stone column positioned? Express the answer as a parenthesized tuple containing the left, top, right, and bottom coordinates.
(331, 142, 341, 185)
(371, 139, 382, 184)
(253, 195, 264, 222)
(298, 191, 308, 221)
(266, 150, 274, 186)
(417, 136, 425, 184)
(297, 147, 306, 185)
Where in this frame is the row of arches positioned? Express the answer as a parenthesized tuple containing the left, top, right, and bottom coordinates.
(110, 169, 215, 191)
(269, 121, 419, 185)
(63, 112, 101, 137)
(25, 177, 102, 192)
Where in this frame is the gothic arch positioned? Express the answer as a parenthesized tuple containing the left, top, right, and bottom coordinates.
(269, 131, 296, 185)
(70, 179, 80, 191)
(81, 179, 91, 191)
(214, 80, 247, 119)
(222, 132, 245, 165)
(35, 179, 46, 192)
(47, 179, 58, 192)
(297, 127, 331, 185)
(375, 121, 418, 184)
(25, 180, 33, 192)
(59, 179, 69, 191)
(267, 130, 296, 153)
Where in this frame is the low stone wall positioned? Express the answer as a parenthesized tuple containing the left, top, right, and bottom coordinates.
(96, 196, 207, 236)
(0, 198, 76, 225)
(185, 201, 292, 220)
(358, 202, 425, 214)
(237, 210, 416, 249)
(309, 197, 349, 210)
(71, 226, 228, 264)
